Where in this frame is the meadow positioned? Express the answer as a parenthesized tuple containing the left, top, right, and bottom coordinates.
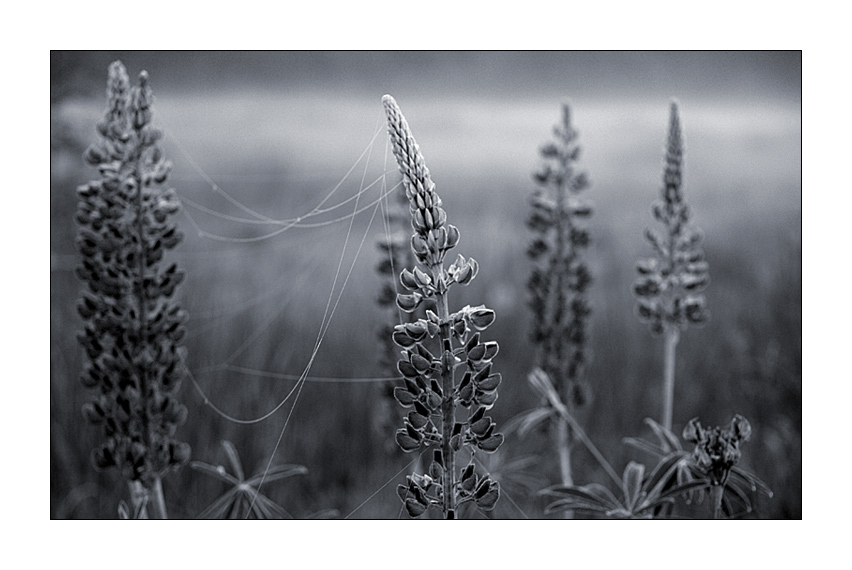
(50, 52, 801, 519)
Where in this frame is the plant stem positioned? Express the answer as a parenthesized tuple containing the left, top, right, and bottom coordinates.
(555, 416, 573, 487)
(555, 416, 574, 519)
(436, 276, 456, 520)
(710, 484, 724, 519)
(542, 385, 622, 488)
(661, 326, 680, 432)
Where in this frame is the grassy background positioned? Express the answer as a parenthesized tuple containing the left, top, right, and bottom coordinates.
(50, 51, 801, 519)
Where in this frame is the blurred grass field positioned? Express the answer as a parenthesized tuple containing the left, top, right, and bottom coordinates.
(50, 53, 800, 519)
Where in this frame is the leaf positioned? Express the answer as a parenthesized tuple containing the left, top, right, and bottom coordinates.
(511, 407, 554, 438)
(246, 464, 308, 487)
(622, 462, 645, 511)
(643, 452, 689, 498)
(644, 417, 682, 452)
(654, 479, 710, 505)
(221, 440, 245, 481)
(541, 484, 621, 513)
(190, 461, 241, 486)
(544, 497, 609, 516)
(729, 466, 773, 498)
(622, 436, 667, 458)
(196, 487, 240, 519)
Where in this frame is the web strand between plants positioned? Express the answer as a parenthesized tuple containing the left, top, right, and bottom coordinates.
(182, 112, 388, 425)
(169, 124, 386, 226)
(247, 116, 385, 514)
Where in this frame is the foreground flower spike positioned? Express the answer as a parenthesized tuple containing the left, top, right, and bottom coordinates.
(383, 95, 502, 519)
(634, 101, 710, 432)
(683, 415, 752, 518)
(526, 102, 592, 488)
(76, 61, 189, 519)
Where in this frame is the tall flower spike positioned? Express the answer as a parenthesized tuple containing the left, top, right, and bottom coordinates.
(76, 61, 189, 519)
(633, 101, 710, 432)
(382, 95, 502, 519)
(521, 102, 593, 491)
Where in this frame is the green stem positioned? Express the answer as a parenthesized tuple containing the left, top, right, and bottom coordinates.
(555, 416, 574, 519)
(662, 326, 679, 432)
(435, 272, 456, 520)
(544, 388, 621, 488)
(710, 485, 724, 519)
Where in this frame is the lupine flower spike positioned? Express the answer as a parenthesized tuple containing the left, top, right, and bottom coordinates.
(634, 101, 709, 432)
(76, 61, 189, 519)
(383, 95, 503, 519)
(524, 102, 592, 488)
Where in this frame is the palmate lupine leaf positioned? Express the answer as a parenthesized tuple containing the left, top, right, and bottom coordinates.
(543, 455, 711, 519)
(191, 440, 308, 520)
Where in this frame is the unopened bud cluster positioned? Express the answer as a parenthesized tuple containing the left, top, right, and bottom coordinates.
(383, 95, 503, 517)
(527, 103, 592, 408)
(75, 61, 189, 485)
(682, 415, 752, 486)
(634, 102, 709, 335)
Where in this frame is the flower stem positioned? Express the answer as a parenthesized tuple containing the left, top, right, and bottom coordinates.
(662, 326, 680, 432)
(436, 279, 456, 519)
(710, 484, 724, 519)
